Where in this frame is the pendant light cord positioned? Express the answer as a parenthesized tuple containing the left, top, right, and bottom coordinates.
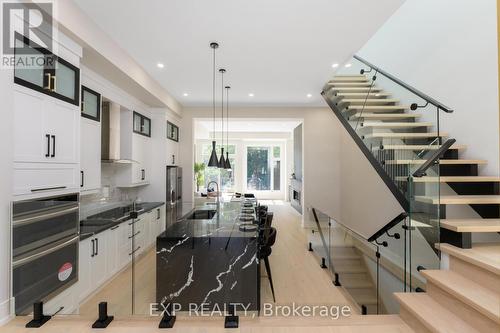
(226, 87, 229, 151)
(212, 47, 216, 135)
(221, 70, 224, 150)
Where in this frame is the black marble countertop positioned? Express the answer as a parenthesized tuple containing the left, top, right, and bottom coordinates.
(158, 201, 258, 239)
(80, 202, 164, 240)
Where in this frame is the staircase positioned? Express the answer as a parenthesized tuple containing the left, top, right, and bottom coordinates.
(323, 71, 500, 249)
(396, 242, 500, 333)
(321, 56, 500, 331)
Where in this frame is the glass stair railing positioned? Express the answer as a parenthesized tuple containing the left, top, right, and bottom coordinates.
(313, 56, 457, 314)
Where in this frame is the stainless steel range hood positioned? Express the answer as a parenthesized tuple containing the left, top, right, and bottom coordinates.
(101, 101, 138, 164)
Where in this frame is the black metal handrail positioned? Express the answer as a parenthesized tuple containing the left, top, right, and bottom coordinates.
(367, 212, 408, 243)
(353, 55, 453, 113)
(412, 138, 456, 177)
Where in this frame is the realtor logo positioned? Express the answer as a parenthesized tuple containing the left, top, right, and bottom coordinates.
(2, 1, 53, 55)
(1, 1, 55, 69)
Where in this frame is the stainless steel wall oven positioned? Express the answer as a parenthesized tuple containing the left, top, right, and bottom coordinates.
(12, 193, 79, 315)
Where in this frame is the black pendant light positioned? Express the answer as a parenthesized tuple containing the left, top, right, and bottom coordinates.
(224, 86, 232, 170)
(218, 68, 227, 168)
(208, 42, 219, 167)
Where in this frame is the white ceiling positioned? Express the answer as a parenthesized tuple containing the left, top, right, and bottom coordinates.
(73, 0, 403, 107)
(197, 119, 302, 133)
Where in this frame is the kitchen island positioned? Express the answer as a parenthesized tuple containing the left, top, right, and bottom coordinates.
(156, 201, 260, 314)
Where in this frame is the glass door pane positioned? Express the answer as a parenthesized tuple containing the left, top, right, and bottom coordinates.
(14, 37, 48, 89)
(273, 160, 281, 191)
(53, 58, 79, 104)
(81, 87, 100, 121)
(247, 147, 270, 190)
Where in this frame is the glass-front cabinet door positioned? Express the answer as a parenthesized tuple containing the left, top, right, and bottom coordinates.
(53, 58, 80, 105)
(13, 32, 80, 106)
(167, 121, 179, 141)
(13, 33, 52, 92)
(133, 112, 151, 137)
(81, 86, 101, 121)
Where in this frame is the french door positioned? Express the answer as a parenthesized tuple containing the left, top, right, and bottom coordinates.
(244, 144, 283, 198)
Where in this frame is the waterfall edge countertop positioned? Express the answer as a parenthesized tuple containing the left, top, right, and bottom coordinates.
(80, 202, 164, 240)
(159, 201, 258, 239)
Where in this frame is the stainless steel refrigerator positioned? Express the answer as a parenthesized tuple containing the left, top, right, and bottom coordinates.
(166, 166, 182, 229)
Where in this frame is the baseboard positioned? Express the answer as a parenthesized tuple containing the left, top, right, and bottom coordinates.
(0, 297, 13, 326)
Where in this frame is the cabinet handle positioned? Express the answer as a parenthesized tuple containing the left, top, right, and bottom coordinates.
(51, 75, 57, 92)
(128, 246, 141, 256)
(141, 169, 145, 181)
(45, 134, 50, 157)
(91, 239, 95, 257)
(95, 238, 98, 256)
(51, 135, 56, 158)
(172, 155, 175, 164)
(128, 231, 140, 239)
(157, 208, 160, 220)
(44, 73, 52, 90)
(31, 186, 66, 192)
(110, 225, 119, 230)
(80, 171, 84, 188)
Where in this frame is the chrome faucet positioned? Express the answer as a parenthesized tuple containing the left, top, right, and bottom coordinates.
(207, 181, 220, 214)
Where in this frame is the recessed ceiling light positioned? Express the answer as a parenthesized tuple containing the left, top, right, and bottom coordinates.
(345, 63, 352, 68)
(331, 63, 339, 68)
(307, 94, 312, 98)
(183, 93, 189, 97)
(248, 93, 254, 97)
(157, 62, 165, 69)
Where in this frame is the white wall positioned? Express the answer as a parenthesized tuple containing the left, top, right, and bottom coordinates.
(0, 65, 14, 325)
(358, 0, 500, 175)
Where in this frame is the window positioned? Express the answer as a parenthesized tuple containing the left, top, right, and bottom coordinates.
(133, 111, 151, 137)
(167, 121, 179, 141)
(200, 143, 236, 192)
(246, 145, 282, 191)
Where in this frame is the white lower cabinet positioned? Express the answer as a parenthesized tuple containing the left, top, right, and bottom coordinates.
(76, 206, 166, 305)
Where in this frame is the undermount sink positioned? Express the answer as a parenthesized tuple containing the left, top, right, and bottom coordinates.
(186, 209, 217, 220)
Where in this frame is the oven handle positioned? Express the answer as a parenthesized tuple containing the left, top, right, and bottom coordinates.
(12, 235, 79, 268)
(13, 206, 79, 227)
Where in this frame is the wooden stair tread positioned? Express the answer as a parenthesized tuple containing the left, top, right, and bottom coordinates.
(344, 99, 399, 104)
(335, 264, 367, 274)
(395, 292, 480, 333)
(415, 195, 500, 205)
(437, 243, 500, 275)
(386, 159, 486, 165)
(347, 105, 410, 111)
(360, 122, 433, 128)
(330, 82, 373, 87)
(337, 92, 391, 98)
(374, 144, 466, 151)
(421, 269, 500, 323)
(340, 278, 374, 288)
(330, 77, 369, 82)
(332, 87, 383, 92)
(395, 176, 499, 182)
(441, 219, 500, 232)
(350, 113, 421, 120)
(364, 132, 447, 139)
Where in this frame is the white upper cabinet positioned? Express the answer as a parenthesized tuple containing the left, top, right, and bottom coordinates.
(80, 85, 101, 192)
(80, 119, 101, 192)
(115, 109, 152, 187)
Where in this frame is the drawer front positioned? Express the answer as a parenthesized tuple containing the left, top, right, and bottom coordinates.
(13, 163, 79, 196)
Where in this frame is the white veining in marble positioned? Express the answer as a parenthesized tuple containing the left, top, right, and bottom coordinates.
(201, 242, 251, 304)
(157, 234, 189, 254)
(162, 255, 195, 303)
(242, 253, 257, 270)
